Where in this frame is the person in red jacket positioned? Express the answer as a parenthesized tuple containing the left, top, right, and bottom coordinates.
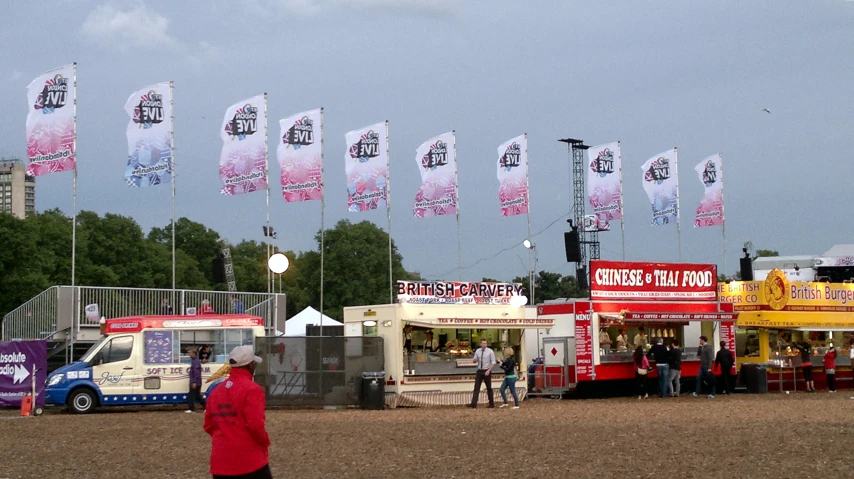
(824, 346, 837, 393)
(203, 345, 272, 479)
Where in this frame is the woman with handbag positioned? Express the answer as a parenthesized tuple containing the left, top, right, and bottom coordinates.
(633, 346, 650, 400)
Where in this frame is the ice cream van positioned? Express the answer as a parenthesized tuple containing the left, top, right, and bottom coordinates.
(45, 315, 266, 413)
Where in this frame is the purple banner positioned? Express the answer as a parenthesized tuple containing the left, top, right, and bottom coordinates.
(0, 340, 47, 408)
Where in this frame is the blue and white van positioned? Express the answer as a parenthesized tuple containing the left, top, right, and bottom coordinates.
(46, 315, 266, 413)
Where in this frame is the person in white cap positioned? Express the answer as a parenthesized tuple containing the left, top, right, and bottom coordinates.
(203, 345, 272, 479)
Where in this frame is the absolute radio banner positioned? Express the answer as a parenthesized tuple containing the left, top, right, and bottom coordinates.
(123, 82, 172, 187)
(345, 122, 388, 212)
(496, 134, 529, 216)
(586, 141, 622, 225)
(397, 280, 524, 305)
(25, 64, 76, 176)
(219, 94, 267, 195)
(278, 108, 323, 202)
(589, 260, 717, 302)
(641, 148, 679, 226)
(413, 132, 457, 217)
(694, 154, 724, 227)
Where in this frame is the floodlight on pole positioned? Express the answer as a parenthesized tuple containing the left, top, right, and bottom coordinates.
(268, 253, 289, 274)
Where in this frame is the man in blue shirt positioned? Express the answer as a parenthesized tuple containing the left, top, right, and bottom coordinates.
(232, 295, 245, 314)
(187, 348, 206, 413)
(469, 339, 496, 409)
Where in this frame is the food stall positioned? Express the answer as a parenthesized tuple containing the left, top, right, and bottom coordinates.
(536, 260, 737, 389)
(720, 269, 854, 391)
(343, 280, 553, 408)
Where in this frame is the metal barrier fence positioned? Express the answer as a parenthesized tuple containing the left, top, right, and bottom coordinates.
(256, 336, 384, 407)
(2, 286, 285, 342)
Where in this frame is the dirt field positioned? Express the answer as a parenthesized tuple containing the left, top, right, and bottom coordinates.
(1, 394, 853, 479)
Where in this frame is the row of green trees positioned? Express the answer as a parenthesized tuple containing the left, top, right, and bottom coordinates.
(1, 210, 588, 321)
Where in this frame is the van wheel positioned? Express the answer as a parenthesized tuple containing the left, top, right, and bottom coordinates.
(68, 389, 97, 414)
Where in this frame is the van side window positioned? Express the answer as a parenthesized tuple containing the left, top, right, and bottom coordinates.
(97, 336, 134, 365)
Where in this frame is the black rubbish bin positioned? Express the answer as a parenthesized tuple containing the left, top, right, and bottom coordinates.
(361, 372, 385, 410)
(743, 364, 768, 393)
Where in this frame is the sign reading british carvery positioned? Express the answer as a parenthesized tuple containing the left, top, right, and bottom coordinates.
(396, 280, 524, 305)
(589, 260, 717, 302)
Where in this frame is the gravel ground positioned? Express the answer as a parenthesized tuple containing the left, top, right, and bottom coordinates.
(1, 394, 853, 479)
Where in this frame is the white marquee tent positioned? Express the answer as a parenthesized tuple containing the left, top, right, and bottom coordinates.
(277, 306, 342, 336)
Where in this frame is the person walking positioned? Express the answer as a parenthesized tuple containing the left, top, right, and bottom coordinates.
(498, 347, 520, 409)
(647, 337, 671, 398)
(668, 340, 682, 397)
(186, 348, 206, 413)
(204, 345, 272, 479)
(792, 341, 815, 392)
(824, 345, 837, 393)
(693, 336, 716, 398)
(633, 346, 650, 400)
(714, 341, 735, 395)
(469, 339, 496, 409)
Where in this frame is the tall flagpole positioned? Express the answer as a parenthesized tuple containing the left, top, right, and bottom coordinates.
(720, 153, 727, 277)
(453, 131, 462, 281)
(674, 147, 683, 262)
(525, 133, 534, 303)
(71, 62, 78, 289)
(319, 108, 326, 329)
(264, 93, 271, 295)
(170, 81, 176, 291)
(618, 141, 626, 260)
(386, 120, 393, 303)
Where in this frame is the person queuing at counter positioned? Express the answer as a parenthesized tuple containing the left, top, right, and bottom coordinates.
(469, 339, 497, 409)
(791, 341, 815, 392)
(633, 346, 651, 400)
(824, 345, 837, 393)
(634, 327, 648, 348)
(424, 331, 439, 352)
(714, 341, 734, 395)
(599, 328, 612, 352)
(668, 340, 682, 397)
(615, 327, 630, 352)
(693, 336, 715, 399)
(647, 338, 671, 398)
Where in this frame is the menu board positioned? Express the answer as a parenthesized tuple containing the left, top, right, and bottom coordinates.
(719, 321, 736, 373)
(145, 330, 174, 364)
(574, 301, 593, 381)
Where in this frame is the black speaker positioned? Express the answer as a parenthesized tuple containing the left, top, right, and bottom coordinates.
(564, 228, 581, 263)
(740, 257, 754, 281)
(212, 255, 226, 283)
(576, 267, 588, 290)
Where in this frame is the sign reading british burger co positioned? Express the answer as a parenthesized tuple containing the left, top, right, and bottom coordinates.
(589, 260, 718, 302)
(720, 269, 854, 312)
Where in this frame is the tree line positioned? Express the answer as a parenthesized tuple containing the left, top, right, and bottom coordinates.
(0, 210, 586, 321)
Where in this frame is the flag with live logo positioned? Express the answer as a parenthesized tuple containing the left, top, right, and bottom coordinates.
(219, 94, 267, 195)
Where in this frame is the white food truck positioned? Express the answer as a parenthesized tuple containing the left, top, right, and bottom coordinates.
(45, 315, 266, 413)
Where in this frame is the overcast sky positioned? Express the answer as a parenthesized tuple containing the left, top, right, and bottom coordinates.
(1, 0, 852, 284)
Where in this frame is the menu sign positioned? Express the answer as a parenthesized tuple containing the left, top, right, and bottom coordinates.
(590, 260, 717, 302)
(574, 301, 593, 381)
(145, 331, 174, 364)
(719, 321, 736, 373)
(397, 280, 524, 305)
(437, 318, 555, 327)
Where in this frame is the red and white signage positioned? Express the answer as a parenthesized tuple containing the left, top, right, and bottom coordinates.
(574, 301, 593, 381)
(105, 315, 263, 333)
(590, 260, 717, 302)
(719, 321, 736, 372)
(623, 312, 737, 321)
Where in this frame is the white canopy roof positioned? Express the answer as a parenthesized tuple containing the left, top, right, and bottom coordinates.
(280, 306, 342, 336)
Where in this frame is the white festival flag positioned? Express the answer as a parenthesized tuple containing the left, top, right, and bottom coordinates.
(219, 94, 268, 195)
(278, 108, 323, 202)
(641, 148, 679, 226)
(25, 64, 76, 176)
(496, 134, 529, 217)
(345, 122, 388, 212)
(413, 131, 457, 217)
(586, 141, 623, 225)
(123, 82, 173, 187)
(694, 154, 724, 227)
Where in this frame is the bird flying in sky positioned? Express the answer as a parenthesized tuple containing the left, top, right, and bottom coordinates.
(762, 108, 771, 114)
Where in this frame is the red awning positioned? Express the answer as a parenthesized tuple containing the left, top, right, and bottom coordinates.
(623, 312, 738, 322)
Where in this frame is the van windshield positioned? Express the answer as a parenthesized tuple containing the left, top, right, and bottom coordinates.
(80, 336, 109, 362)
